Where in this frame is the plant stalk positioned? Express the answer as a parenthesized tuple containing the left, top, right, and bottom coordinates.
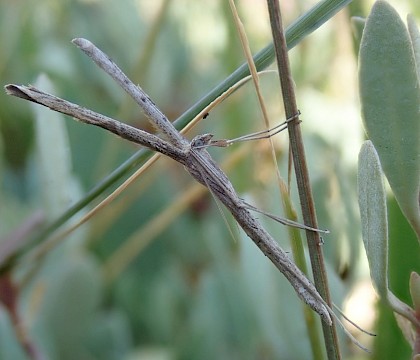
(266, 0, 341, 358)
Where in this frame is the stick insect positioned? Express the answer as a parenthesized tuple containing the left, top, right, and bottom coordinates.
(5, 38, 372, 350)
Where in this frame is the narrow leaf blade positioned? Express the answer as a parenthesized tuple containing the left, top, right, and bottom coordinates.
(32, 75, 82, 220)
(358, 141, 389, 299)
(358, 141, 419, 328)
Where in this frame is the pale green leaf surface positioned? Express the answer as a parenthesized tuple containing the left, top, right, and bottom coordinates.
(32, 75, 82, 220)
(358, 141, 389, 299)
(408, 15, 420, 84)
(358, 141, 419, 327)
(359, 1, 420, 239)
(28, 254, 102, 359)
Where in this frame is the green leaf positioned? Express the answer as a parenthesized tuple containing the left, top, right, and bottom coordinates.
(408, 15, 420, 83)
(32, 75, 82, 220)
(359, 1, 420, 240)
(358, 141, 419, 328)
(26, 254, 102, 359)
(358, 141, 389, 299)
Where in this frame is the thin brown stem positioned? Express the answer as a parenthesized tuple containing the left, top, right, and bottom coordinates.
(266, 1, 341, 359)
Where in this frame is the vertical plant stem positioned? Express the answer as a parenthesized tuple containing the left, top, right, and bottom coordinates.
(279, 180, 325, 359)
(266, 1, 341, 359)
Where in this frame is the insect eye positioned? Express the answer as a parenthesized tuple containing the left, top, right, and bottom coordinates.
(192, 133, 214, 148)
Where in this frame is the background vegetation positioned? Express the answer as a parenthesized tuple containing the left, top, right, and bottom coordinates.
(0, 0, 419, 359)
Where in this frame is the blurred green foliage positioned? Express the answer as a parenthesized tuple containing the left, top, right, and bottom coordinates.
(0, 0, 419, 359)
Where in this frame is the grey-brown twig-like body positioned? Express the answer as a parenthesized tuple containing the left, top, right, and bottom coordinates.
(5, 38, 333, 325)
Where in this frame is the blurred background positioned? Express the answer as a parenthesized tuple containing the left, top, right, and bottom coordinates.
(0, 0, 419, 359)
